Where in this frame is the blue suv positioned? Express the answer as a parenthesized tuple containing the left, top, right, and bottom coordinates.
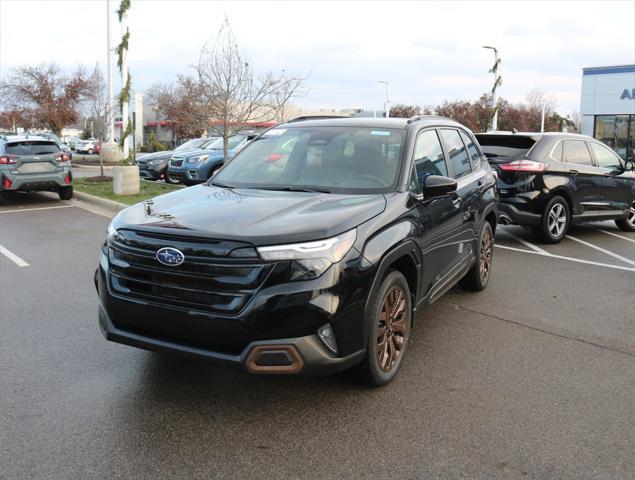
(167, 133, 258, 186)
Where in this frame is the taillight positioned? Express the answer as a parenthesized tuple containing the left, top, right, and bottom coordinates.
(0, 155, 17, 165)
(499, 160, 548, 172)
(64, 173, 72, 184)
(3, 177, 11, 189)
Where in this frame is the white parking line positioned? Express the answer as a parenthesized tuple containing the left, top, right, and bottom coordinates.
(0, 205, 74, 214)
(498, 228, 551, 255)
(565, 234, 635, 267)
(598, 229, 635, 245)
(495, 245, 635, 272)
(0, 245, 29, 267)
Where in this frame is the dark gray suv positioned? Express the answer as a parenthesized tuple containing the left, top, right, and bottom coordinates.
(0, 135, 73, 204)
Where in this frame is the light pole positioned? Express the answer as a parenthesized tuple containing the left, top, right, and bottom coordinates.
(106, 0, 114, 143)
(482, 46, 501, 131)
(378, 80, 390, 118)
(540, 102, 546, 133)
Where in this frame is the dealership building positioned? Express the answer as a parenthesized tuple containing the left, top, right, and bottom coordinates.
(580, 64, 635, 159)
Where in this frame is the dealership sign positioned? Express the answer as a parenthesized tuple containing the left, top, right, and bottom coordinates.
(620, 88, 635, 99)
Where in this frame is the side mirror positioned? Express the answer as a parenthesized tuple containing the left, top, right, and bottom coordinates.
(423, 175, 457, 198)
(625, 160, 635, 172)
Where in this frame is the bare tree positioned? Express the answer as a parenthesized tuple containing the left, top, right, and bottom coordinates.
(195, 19, 305, 160)
(147, 75, 209, 140)
(84, 64, 113, 177)
(0, 63, 89, 135)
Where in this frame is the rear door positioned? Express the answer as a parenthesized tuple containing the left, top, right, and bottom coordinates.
(561, 140, 605, 212)
(5, 141, 62, 175)
(588, 141, 632, 213)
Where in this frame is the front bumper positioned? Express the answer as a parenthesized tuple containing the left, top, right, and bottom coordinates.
(1, 168, 71, 192)
(99, 305, 364, 374)
(167, 165, 206, 185)
(138, 164, 163, 180)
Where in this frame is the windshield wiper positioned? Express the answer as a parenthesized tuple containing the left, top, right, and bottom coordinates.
(210, 180, 235, 188)
(256, 186, 331, 194)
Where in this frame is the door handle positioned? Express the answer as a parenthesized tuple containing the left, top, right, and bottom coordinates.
(477, 181, 485, 193)
(569, 169, 580, 175)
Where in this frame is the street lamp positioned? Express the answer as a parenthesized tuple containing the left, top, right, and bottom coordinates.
(482, 46, 500, 131)
(378, 80, 390, 118)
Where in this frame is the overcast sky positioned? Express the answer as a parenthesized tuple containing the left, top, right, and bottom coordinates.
(1, 0, 635, 116)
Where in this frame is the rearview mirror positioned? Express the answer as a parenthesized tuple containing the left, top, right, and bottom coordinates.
(423, 175, 457, 198)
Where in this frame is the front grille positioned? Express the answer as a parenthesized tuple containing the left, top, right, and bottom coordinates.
(108, 229, 271, 315)
(170, 157, 183, 167)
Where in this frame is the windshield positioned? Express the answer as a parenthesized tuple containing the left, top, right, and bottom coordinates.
(5, 141, 60, 155)
(204, 135, 246, 151)
(175, 138, 208, 152)
(213, 126, 405, 194)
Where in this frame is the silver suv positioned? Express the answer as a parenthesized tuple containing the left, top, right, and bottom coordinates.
(0, 135, 73, 204)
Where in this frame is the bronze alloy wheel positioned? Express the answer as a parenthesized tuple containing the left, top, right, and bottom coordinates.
(376, 286, 408, 372)
(480, 226, 493, 283)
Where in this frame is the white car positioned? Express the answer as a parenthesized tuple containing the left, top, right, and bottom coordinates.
(76, 139, 100, 154)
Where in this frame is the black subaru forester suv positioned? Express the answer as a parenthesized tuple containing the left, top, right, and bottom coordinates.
(96, 117, 498, 386)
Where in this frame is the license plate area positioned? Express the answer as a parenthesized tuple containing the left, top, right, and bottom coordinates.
(18, 162, 55, 173)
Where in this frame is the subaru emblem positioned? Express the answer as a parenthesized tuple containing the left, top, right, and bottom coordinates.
(156, 247, 185, 266)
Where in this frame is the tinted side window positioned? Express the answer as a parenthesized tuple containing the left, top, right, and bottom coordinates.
(589, 142, 623, 171)
(440, 129, 471, 178)
(459, 131, 481, 170)
(563, 140, 593, 166)
(412, 130, 448, 189)
(551, 141, 563, 161)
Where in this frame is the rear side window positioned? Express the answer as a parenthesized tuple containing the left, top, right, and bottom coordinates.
(563, 140, 593, 166)
(440, 129, 471, 179)
(459, 131, 481, 170)
(475, 134, 536, 162)
(5, 141, 60, 156)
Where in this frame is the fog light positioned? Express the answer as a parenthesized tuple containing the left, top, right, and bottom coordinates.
(317, 324, 338, 355)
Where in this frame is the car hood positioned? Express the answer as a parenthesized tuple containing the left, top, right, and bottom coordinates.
(137, 150, 174, 162)
(112, 184, 387, 245)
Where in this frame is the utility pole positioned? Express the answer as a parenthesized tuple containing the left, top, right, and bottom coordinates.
(106, 0, 114, 142)
(482, 46, 501, 131)
(378, 80, 390, 118)
(540, 103, 546, 133)
(120, 6, 129, 159)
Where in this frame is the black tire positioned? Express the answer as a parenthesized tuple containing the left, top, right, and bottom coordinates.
(0, 192, 7, 206)
(460, 221, 494, 291)
(164, 168, 180, 184)
(533, 195, 570, 244)
(58, 185, 73, 200)
(358, 270, 412, 387)
(615, 201, 635, 232)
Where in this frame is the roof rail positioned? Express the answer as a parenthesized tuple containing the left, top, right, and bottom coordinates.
(406, 115, 454, 124)
(287, 115, 350, 123)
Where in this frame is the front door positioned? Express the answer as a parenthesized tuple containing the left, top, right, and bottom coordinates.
(409, 129, 463, 296)
(561, 140, 605, 213)
(588, 141, 633, 213)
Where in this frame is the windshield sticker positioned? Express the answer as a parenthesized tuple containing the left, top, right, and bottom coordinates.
(371, 130, 391, 136)
(263, 129, 286, 136)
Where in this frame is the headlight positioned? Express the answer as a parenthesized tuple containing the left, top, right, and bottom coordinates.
(257, 229, 356, 280)
(107, 223, 118, 241)
(190, 154, 209, 163)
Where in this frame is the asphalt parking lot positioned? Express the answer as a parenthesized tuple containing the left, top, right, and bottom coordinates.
(1, 191, 633, 479)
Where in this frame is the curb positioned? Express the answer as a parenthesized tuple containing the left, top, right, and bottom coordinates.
(73, 190, 129, 214)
